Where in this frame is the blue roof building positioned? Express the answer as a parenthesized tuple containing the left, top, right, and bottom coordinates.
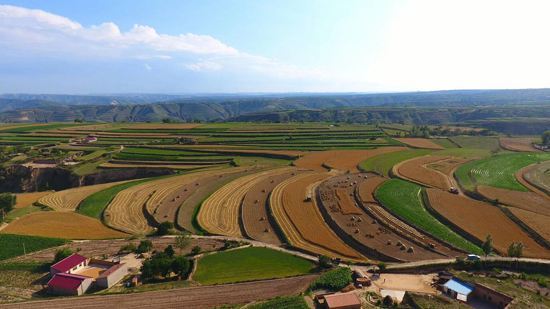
(443, 277, 475, 302)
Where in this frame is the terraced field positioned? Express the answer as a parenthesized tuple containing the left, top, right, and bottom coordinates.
(395, 155, 459, 190)
(499, 137, 539, 152)
(394, 138, 444, 150)
(375, 179, 481, 254)
(425, 189, 550, 258)
(359, 149, 432, 176)
(456, 153, 550, 192)
(477, 185, 550, 216)
(38, 180, 132, 211)
(507, 208, 550, 242)
(198, 169, 292, 237)
(14, 191, 52, 209)
(294, 147, 405, 172)
(269, 172, 364, 260)
(449, 136, 501, 152)
(520, 161, 550, 195)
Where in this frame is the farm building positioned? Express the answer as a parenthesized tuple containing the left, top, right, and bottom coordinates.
(322, 292, 362, 309)
(442, 277, 474, 302)
(48, 253, 128, 295)
(441, 277, 513, 308)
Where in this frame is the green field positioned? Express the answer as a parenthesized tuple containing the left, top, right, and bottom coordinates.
(309, 267, 353, 291)
(193, 247, 314, 285)
(449, 136, 501, 152)
(0, 234, 66, 260)
(432, 138, 459, 149)
(359, 149, 432, 176)
(77, 178, 157, 218)
(455, 152, 550, 192)
(375, 179, 482, 254)
(248, 296, 308, 309)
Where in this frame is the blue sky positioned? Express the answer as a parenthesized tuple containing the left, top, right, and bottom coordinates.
(1, 0, 550, 93)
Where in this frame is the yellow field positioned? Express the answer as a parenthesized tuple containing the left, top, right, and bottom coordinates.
(14, 191, 53, 208)
(1, 212, 127, 239)
(270, 172, 364, 261)
(197, 168, 293, 237)
(38, 180, 131, 211)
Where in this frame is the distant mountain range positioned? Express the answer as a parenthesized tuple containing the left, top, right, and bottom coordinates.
(1, 89, 550, 124)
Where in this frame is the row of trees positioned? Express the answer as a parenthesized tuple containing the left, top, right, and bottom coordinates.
(542, 130, 550, 146)
(0, 193, 15, 222)
(482, 235, 523, 258)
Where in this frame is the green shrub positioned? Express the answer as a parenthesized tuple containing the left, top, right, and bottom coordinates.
(310, 267, 353, 291)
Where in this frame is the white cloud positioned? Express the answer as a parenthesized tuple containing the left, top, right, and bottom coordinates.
(184, 61, 223, 72)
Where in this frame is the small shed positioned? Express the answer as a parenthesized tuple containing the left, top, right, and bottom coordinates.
(47, 273, 93, 296)
(96, 263, 128, 289)
(443, 278, 474, 302)
(324, 292, 362, 309)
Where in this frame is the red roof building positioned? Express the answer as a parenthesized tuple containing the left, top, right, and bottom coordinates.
(50, 253, 88, 275)
(324, 292, 362, 309)
(47, 273, 93, 296)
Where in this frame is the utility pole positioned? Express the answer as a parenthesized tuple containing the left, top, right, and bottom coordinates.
(23, 242, 26, 255)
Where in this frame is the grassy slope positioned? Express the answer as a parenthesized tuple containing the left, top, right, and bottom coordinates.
(0, 234, 66, 260)
(359, 149, 432, 176)
(375, 179, 482, 254)
(455, 152, 550, 192)
(449, 136, 501, 152)
(193, 247, 314, 285)
(248, 296, 308, 309)
(77, 178, 156, 218)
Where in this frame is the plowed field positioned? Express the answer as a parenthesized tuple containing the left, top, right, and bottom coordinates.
(294, 147, 405, 172)
(241, 170, 297, 244)
(395, 138, 444, 150)
(508, 208, 550, 242)
(426, 189, 550, 258)
(1, 212, 127, 239)
(357, 175, 386, 203)
(396, 156, 462, 190)
(14, 191, 52, 208)
(500, 137, 539, 152)
(520, 161, 550, 196)
(270, 172, 364, 260)
(198, 169, 291, 237)
(38, 181, 131, 211)
(477, 185, 550, 216)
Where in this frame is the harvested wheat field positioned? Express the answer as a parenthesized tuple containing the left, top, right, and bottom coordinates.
(100, 162, 212, 170)
(1, 212, 127, 239)
(395, 138, 444, 150)
(395, 156, 455, 190)
(14, 191, 52, 208)
(426, 188, 550, 258)
(104, 174, 204, 235)
(38, 181, 131, 211)
(270, 172, 364, 260)
(519, 161, 550, 196)
(317, 174, 456, 261)
(294, 147, 405, 172)
(198, 169, 292, 237)
(477, 185, 550, 216)
(500, 137, 539, 152)
(241, 170, 297, 244)
(358, 175, 387, 204)
(508, 208, 550, 242)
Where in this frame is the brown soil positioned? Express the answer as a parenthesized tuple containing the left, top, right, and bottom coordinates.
(508, 208, 550, 242)
(0, 275, 317, 309)
(12, 237, 225, 262)
(294, 147, 405, 172)
(100, 162, 212, 170)
(426, 189, 550, 258)
(477, 185, 550, 216)
(335, 188, 362, 215)
(270, 172, 364, 260)
(395, 138, 444, 150)
(518, 162, 550, 197)
(241, 171, 296, 245)
(499, 137, 539, 152)
(317, 174, 458, 262)
(1, 212, 128, 239)
(14, 191, 52, 208)
(357, 176, 386, 203)
(397, 156, 454, 190)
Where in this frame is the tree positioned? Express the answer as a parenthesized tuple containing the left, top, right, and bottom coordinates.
(175, 234, 191, 254)
(377, 262, 387, 272)
(508, 242, 524, 257)
(164, 245, 175, 257)
(171, 256, 191, 278)
(482, 234, 493, 256)
(318, 255, 332, 269)
(136, 240, 153, 253)
(190, 245, 201, 255)
(0, 193, 15, 215)
(157, 221, 174, 236)
(542, 131, 550, 146)
(119, 243, 137, 254)
(54, 248, 73, 263)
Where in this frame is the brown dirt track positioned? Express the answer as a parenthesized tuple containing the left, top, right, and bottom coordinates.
(499, 137, 539, 152)
(1, 212, 127, 239)
(241, 171, 297, 245)
(0, 275, 317, 309)
(317, 174, 459, 262)
(477, 185, 550, 216)
(508, 208, 550, 242)
(426, 189, 550, 258)
(395, 138, 444, 150)
(294, 147, 405, 172)
(14, 191, 52, 208)
(396, 156, 463, 190)
(270, 172, 364, 260)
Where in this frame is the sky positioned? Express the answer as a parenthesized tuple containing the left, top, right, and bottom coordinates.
(1, 0, 550, 94)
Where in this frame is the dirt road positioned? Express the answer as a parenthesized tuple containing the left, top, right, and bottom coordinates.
(0, 275, 317, 309)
